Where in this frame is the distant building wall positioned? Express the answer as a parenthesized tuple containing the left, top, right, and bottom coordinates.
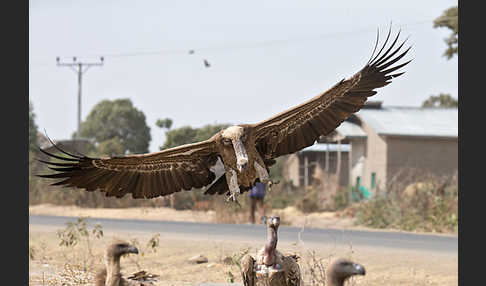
(349, 138, 366, 188)
(386, 136, 458, 182)
(361, 121, 387, 190)
(284, 154, 300, 187)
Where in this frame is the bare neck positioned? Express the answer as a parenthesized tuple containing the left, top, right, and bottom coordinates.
(104, 255, 122, 286)
(326, 273, 346, 286)
(263, 226, 278, 266)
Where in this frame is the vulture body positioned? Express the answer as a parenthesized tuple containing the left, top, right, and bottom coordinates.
(38, 28, 411, 203)
(95, 241, 158, 286)
(241, 216, 302, 286)
(326, 258, 366, 286)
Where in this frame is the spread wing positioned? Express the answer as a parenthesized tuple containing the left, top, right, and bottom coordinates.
(251, 28, 411, 159)
(37, 138, 220, 199)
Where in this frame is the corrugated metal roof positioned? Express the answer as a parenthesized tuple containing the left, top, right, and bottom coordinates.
(335, 121, 366, 138)
(300, 142, 350, 153)
(356, 107, 458, 138)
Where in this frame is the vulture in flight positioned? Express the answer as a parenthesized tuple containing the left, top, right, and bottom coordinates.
(38, 28, 411, 202)
(240, 216, 301, 285)
(325, 258, 366, 286)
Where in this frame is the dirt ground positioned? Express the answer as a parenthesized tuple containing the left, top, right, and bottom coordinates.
(29, 205, 458, 285)
(29, 225, 457, 286)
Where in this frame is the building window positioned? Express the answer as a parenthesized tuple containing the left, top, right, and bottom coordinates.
(371, 172, 376, 189)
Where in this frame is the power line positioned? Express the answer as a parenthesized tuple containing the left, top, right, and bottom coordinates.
(31, 17, 456, 66)
(83, 17, 455, 59)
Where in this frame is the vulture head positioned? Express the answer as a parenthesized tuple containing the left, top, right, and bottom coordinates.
(96, 241, 140, 286)
(217, 125, 251, 173)
(105, 240, 139, 259)
(266, 216, 280, 230)
(326, 258, 366, 286)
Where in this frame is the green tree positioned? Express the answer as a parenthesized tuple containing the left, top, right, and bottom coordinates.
(159, 123, 231, 150)
(422, 93, 458, 108)
(79, 98, 151, 155)
(434, 6, 458, 59)
(97, 137, 125, 157)
(156, 118, 173, 130)
(29, 101, 39, 151)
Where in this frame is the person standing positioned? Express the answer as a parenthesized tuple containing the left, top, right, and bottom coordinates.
(248, 181, 266, 224)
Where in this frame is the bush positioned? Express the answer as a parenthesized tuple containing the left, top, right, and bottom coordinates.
(354, 170, 458, 233)
(295, 186, 323, 213)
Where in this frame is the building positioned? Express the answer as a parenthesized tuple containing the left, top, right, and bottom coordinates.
(282, 101, 458, 195)
(284, 143, 350, 188)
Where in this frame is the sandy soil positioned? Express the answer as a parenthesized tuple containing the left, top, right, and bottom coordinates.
(29, 225, 457, 286)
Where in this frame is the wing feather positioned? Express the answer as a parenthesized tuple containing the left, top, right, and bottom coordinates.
(252, 28, 411, 158)
(37, 138, 219, 199)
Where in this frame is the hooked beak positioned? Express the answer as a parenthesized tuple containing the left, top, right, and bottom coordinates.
(232, 139, 249, 172)
(126, 245, 139, 254)
(353, 263, 366, 275)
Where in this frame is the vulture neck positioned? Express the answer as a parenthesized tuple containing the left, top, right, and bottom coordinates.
(104, 255, 122, 286)
(326, 273, 347, 286)
(263, 226, 278, 266)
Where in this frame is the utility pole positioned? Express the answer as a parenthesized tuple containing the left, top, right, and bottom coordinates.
(56, 56, 104, 139)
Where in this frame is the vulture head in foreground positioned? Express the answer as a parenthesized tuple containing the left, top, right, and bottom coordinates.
(326, 258, 366, 286)
(240, 215, 302, 286)
(95, 240, 139, 286)
(38, 27, 411, 203)
(95, 240, 158, 286)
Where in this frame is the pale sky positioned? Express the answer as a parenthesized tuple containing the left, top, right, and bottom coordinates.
(29, 0, 458, 153)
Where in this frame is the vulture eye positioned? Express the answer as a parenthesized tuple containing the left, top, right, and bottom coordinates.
(222, 138, 232, 146)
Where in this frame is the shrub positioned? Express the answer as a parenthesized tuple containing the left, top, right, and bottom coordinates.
(354, 169, 458, 233)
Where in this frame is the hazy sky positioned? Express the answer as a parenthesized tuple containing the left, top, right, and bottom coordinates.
(29, 0, 458, 153)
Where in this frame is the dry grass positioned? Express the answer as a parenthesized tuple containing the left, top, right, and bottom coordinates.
(352, 170, 458, 234)
(29, 220, 457, 286)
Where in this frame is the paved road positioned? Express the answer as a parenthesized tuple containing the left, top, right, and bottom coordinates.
(29, 214, 457, 254)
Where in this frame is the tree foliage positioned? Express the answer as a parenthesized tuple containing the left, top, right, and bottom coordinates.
(156, 118, 173, 130)
(422, 93, 458, 108)
(160, 123, 231, 150)
(29, 101, 39, 151)
(79, 98, 151, 155)
(434, 6, 458, 59)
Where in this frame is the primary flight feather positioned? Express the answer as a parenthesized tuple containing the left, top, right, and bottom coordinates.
(38, 28, 411, 202)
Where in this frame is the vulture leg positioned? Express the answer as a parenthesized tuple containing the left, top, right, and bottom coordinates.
(254, 161, 270, 184)
(225, 168, 241, 202)
(241, 254, 256, 286)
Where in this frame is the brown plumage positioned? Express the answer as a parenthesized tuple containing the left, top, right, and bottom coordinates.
(326, 258, 366, 286)
(95, 240, 157, 286)
(38, 28, 411, 203)
(241, 216, 302, 286)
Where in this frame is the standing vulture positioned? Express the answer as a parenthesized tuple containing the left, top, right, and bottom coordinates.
(240, 216, 301, 286)
(38, 28, 411, 203)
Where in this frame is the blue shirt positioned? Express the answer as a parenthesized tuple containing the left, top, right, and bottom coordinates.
(249, 182, 266, 198)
